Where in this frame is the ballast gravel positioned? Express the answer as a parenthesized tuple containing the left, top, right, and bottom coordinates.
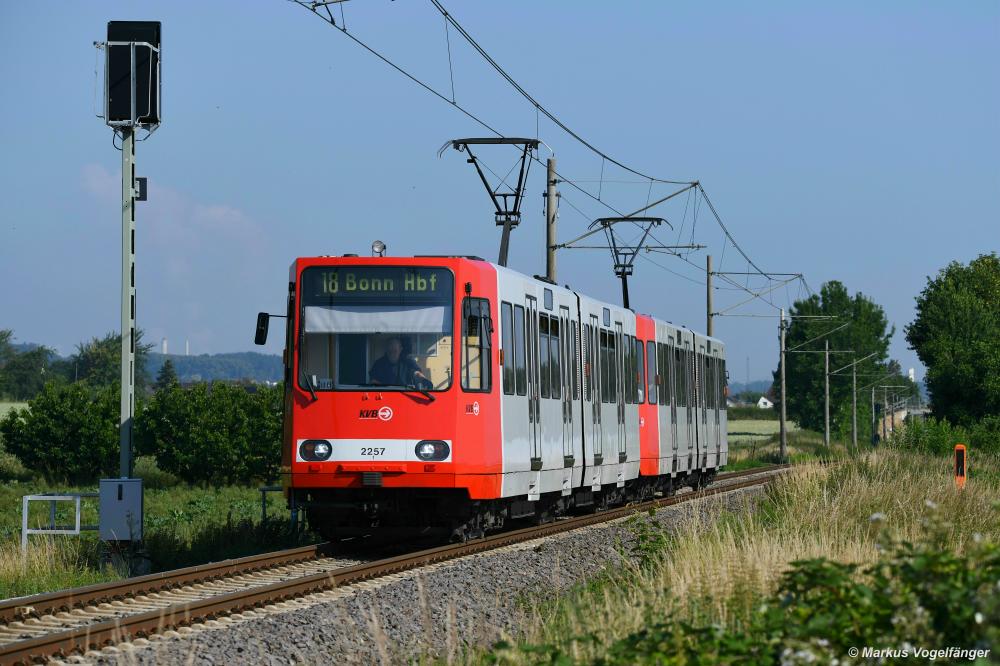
(85, 484, 766, 666)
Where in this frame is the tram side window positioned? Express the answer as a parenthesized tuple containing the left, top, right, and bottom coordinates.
(550, 317, 561, 399)
(646, 341, 657, 405)
(623, 335, 632, 405)
(500, 302, 514, 395)
(583, 324, 591, 402)
(635, 337, 645, 403)
(539, 315, 550, 398)
(461, 297, 492, 392)
(572, 321, 579, 400)
(599, 329, 609, 403)
(657, 343, 671, 406)
(513, 305, 527, 396)
(674, 347, 685, 408)
(721, 359, 727, 410)
(608, 331, 619, 403)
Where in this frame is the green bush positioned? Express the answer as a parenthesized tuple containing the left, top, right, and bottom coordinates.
(136, 383, 281, 485)
(727, 406, 778, 421)
(970, 415, 1000, 456)
(488, 512, 1000, 665)
(888, 415, 1000, 457)
(0, 383, 119, 483)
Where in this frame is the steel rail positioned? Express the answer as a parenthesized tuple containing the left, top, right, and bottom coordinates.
(1, 464, 784, 664)
(0, 543, 331, 625)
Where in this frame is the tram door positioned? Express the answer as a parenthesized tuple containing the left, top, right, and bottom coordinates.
(699, 344, 708, 469)
(685, 340, 696, 470)
(668, 338, 678, 455)
(589, 315, 602, 465)
(559, 307, 574, 462)
(615, 322, 626, 462)
(525, 297, 541, 463)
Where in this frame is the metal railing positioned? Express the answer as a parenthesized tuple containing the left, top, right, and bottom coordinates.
(21, 493, 98, 553)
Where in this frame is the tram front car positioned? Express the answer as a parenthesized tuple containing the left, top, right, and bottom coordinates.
(257, 256, 501, 539)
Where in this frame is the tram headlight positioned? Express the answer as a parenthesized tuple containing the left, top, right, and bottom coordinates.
(300, 439, 333, 461)
(415, 440, 449, 461)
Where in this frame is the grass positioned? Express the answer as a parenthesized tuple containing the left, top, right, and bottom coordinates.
(0, 455, 310, 600)
(723, 418, 842, 471)
(478, 447, 1000, 664)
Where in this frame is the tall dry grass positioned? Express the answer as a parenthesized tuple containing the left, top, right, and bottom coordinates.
(0, 537, 119, 600)
(487, 448, 1000, 664)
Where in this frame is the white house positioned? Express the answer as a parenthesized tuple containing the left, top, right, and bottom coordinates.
(757, 396, 774, 409)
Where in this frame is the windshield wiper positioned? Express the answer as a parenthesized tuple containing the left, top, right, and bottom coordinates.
(364, 382, 435, 402)
(300, 369, 319, 403)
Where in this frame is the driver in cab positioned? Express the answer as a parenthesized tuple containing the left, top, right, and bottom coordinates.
(370, 337, 430, 387)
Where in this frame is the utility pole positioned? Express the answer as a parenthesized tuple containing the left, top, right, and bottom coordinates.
(779, 308, 787, 462)
(706, 255, 716, 337)
(545, 156, 557, 282)
(824, 339, 830, 448)
(852, 363, 857, 452)
(882, 386, 887, 441)
(871, 386, 876, 446)
(119, 127, 136, 478)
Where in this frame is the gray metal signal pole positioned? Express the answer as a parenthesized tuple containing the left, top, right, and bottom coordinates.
(824, 339, 830, 448)
(779, 309, 787, 461)
(706, 255, 713, 337)
(545, 157, 557, 282)
(119, 127, 136, 477)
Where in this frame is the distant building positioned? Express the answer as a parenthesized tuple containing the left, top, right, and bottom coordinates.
(757, 396, 774, 409)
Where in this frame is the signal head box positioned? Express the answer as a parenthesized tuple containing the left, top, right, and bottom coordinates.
(106, 21, 161, 125)
(99, 478, 144, 541)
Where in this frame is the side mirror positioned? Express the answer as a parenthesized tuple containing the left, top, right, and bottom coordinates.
(254, 312, 270, 345)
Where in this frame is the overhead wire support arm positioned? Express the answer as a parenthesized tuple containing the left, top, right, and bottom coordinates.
(439, 137, 539, 267)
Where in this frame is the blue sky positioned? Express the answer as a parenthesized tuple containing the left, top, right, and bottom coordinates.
(1, 1, 997, 384)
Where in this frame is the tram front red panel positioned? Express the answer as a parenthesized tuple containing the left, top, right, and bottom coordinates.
(282, 256, 503, 500)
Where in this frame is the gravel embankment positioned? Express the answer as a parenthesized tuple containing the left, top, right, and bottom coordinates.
(82, 484, 766, 666)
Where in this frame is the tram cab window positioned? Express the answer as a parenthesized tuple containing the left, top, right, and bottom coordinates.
(297, 266, 453, 392)
(461, 297, 492, 392)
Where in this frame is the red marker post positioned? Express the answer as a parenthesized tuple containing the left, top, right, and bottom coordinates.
(954, 444, 967, 490)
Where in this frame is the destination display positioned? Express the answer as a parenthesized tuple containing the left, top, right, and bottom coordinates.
(301, 266, 453, 304)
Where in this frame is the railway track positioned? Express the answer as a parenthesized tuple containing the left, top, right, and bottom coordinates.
(0, 464, 785, 665)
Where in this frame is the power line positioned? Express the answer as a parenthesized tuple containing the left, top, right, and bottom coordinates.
(290, 0, 808, 311)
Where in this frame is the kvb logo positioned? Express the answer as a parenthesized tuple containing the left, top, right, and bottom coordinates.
(360, 406, 394, 421)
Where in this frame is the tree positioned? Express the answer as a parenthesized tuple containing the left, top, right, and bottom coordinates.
(0, 383, 119, 483)
(773, 281, 915, 440)
(71, 330, 153, 392)
(0, 346, 56, 400)
(905, 253, 1000, 424)
(0, 329, 12, 366)
(136, 382, 282, 485)
(154, 358, 179, 390)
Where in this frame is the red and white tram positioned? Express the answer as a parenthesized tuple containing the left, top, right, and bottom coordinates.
(258, 255, 727, 540)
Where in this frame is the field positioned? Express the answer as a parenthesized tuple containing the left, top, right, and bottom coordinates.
(0, 456, 305, 600)
(480, 447, 1000, 663)
(0, 402, 27, 419)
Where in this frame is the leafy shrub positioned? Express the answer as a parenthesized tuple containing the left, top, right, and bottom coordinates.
(727, 406, 778, 421)
(970, 415, 1000, 456)
(888, 415, 1000, 457)
(887, 416, 968, 456)
(136, 382, 281, 485)
(487, 510, 1000, 665)
(0, 383, 119, 483)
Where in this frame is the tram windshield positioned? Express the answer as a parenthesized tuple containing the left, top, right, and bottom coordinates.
(298, 266, 454, 391)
